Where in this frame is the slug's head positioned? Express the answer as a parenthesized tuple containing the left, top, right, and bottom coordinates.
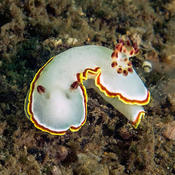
(111, 40, 139, 76)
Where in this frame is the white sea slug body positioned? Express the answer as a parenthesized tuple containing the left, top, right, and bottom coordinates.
(24, 40, 150, 135)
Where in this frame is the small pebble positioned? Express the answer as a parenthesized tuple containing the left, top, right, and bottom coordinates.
(163, 121, 175, 140)
(119, 127, 132, 140)
(142, 60, 152, 73)
(57, 145, 68, 161)
(67, 38, 78, 45)
(52, 166, 62, 175)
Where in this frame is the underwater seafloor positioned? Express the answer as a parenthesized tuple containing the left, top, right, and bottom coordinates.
(0, 0, 175, 174)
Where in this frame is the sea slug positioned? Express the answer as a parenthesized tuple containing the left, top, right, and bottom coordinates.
(24, 40, 150, 135)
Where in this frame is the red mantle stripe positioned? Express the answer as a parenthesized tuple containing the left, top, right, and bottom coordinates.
(132, 111, 145, 128)
(82, 67, 101, 80)
(26, 56, 69, 135)
(26, 57, 150, 135)
(26, 57, 88, 135)
(70, 73, 88, 132)
(95, 72, 150, 105)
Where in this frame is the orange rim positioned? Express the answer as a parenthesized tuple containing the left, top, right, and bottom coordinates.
(25, 57, 150, 135)
(95, 72, 150, 105)
(132, 111, 145, 128)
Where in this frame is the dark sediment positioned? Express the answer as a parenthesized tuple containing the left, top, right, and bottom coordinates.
(0, 0, 175, 174)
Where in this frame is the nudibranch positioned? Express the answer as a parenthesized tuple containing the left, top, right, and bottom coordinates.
(24, 40, 150, 135)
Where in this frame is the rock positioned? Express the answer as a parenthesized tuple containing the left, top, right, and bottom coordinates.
(52, 166, 62, 175)
(57, 145, 68, 161)
(163, 121, 175, 140)
(74, 153, 109, 175)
